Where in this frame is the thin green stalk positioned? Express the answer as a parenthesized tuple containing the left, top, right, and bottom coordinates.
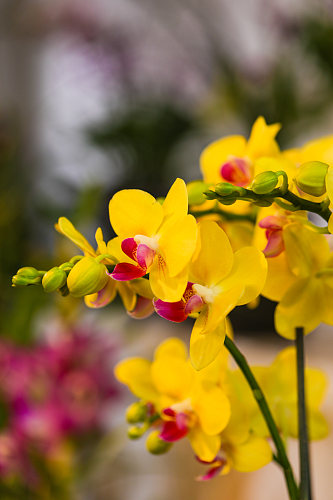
(296, 327, 312, 500)
(224, 335, 298, 500)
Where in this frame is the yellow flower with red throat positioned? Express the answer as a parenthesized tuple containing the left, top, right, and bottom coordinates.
(109, 178, 198, 302)
(115, 337, 231, 463)
(200, 116, 282, 187)
(154, 220, 267, 370)
(260, 221, 333, 339)
(55, 217, 154, 317)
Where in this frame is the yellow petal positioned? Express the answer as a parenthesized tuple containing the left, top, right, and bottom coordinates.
(154, 337, 188, 361)
(261, 252, 297, 302)
(129, 278, 154, 299)
(162, 178, 188, 222)
(95, 227, 107, 255)
(190, 220, 234, 287)
(198, 286, 243, 335)
(109, 189, 163, 238)
(200, 135, 247, 184)
(274, 278, 324, 339)
(149, 259, 188, 302)
(283, 223, 330, 278)
(192, 385, 230, 435)
(159, 214, 197, 277)
(84, 278, 117, 308)
(190, 319, 227, 371)
(117, 282, 137, 311)
(221, 247, 267, 305)
(302, 135, 333, 164)
(188, 427, 221, 462)
(246, 116, 280, 159)
(114, 358, 158, 401)
(55, 217, 96, 256)
(106, 236, 132, 264)
(227, 435, 272, 472)
(151, 357, 193, 400)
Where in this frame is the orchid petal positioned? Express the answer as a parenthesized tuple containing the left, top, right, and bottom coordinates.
(111, 263, 146, 281)
(55, 217, 96, 256)
(84, 279, 117, 308)
(153, 298, 188, 323)
(109, 189, 163, 238)
(190, 220, 234, 287)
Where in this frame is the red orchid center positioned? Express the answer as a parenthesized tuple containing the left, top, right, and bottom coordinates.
(220, 157, 252, 187)
(153, 283, 205, 323)
(159, 407, 195, 442)
(258, 215, 287, 258)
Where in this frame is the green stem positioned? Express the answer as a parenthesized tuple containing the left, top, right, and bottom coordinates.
(224, 335, 298, 500)
(296, 327, 312, 500)
(206, 185, 332, 223)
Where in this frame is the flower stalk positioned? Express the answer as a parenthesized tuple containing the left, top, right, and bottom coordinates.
(224, 335, 298, 500)
(296, 327, 312, 500)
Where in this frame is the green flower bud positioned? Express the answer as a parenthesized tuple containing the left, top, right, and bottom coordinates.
(252, 171, 279, 194)
(187, 181, 211, 206)
(12, 267, 42, 286)
(215, 182, 245, 197)
(295, 161, 329, 197)
(16, 267, 40, 278)
(146, 430, 172, 455)
(42, 267, 67, 293)
(127, 425, 147, 440)
(67, 256, 109, 298)
(126, 402, 147, 424)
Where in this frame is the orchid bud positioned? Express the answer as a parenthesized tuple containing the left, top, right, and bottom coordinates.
(295, 161, 329, 197)
(146, 430, 172, 455)
(67, 256, 109, 298)
(42, 267, 67, 293)
(126, 402, 147, 424)
(215, 182, 245, 197)
(12, 267, 42, 286)
(252, 171, 279, 194)
(127, 425, 147, 440)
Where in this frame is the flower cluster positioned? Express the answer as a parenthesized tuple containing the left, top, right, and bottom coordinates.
(115, 337, 327, 479)
(0, 328, 119, 486)
(11, 117, 333, 490)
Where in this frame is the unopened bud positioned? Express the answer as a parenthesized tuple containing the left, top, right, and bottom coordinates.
(215, 182, 245, 197)
(146, 430, 172, 455)
(67, 256, 109, 298)
(126, 402, 147, 424)
(295, 161, 329, 197)
(42, 267, 67, 293)
(127, 425, 147, 440)
(12, 267, 42, 286)
(187, 181, 211, 206)
(252, 171, 279, 194)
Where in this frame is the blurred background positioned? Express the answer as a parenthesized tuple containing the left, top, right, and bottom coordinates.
(1, 0, 333, 498)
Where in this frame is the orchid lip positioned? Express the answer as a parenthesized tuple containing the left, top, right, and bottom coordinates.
(134, 234, 159, 251)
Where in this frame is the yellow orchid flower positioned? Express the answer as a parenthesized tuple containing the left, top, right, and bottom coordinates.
(55, 217, 154, 316)
(200, 117, 286, 186)
(109, 178, 198, 302)
(227, 347, 328, 442)
(115, 337, 231, 463)
(154, 220, 267, 370)
(260, 221, 333, 339)
(252, 347, 329, 441)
